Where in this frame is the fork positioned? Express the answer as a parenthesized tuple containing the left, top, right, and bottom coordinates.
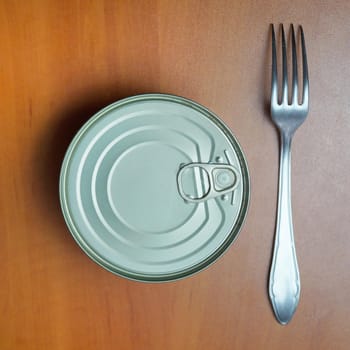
(268, 24, 309, 325)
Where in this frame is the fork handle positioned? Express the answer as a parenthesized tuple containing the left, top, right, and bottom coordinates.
(269, 133, 300, 325)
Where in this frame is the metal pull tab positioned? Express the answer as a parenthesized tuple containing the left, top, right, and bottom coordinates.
(177, 162, 240, 203)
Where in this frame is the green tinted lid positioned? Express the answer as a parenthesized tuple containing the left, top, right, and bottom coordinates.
(60, 94, 249, 281)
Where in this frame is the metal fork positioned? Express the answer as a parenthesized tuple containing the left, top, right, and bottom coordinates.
(268, 24, 309, 325)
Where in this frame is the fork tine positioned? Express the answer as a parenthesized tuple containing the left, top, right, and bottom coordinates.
(271, 24, 278, 105)
(300, 26, 309, 106)
(291, 24, 298, 105)
(281, 24, 288, 104)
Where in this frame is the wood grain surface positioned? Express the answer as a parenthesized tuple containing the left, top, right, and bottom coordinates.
(1, 1, 350, 349)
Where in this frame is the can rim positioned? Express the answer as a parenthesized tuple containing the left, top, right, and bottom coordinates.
(59, 93, 250, 282)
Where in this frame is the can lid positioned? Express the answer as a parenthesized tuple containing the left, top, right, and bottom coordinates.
(60, 94, 249, 281)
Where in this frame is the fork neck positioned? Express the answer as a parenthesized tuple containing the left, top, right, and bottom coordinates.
(280, 129, 293, 147)
(279, 132, 293, 173)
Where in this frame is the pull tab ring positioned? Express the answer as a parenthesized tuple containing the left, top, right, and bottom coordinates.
(177, 163, 240, 203)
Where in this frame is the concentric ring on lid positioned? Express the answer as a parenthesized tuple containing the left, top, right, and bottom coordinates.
(59, 94, 249, 281)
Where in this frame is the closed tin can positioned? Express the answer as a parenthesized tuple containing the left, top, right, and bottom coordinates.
(59, 94, 249, 281)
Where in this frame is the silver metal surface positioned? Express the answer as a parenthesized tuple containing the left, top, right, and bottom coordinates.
(177, 162, 240, 203)
(59, 94, 250, 282)
(268, 24, 309, 324)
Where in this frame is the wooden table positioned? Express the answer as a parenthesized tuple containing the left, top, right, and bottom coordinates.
(1, 1, 349, 349)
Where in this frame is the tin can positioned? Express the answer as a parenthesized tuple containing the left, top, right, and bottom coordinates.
(59, 94, 250, 281)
